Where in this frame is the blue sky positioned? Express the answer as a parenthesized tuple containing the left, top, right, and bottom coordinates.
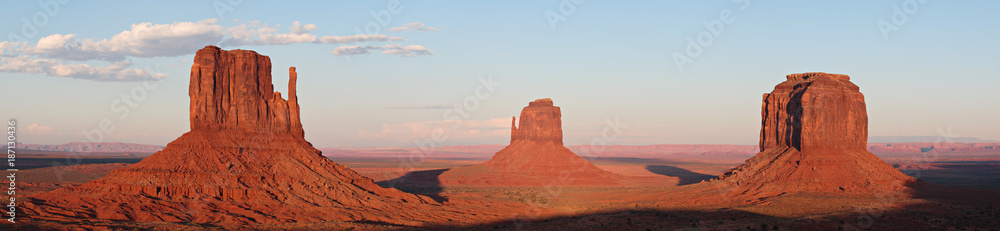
(2, 0, 998, 147)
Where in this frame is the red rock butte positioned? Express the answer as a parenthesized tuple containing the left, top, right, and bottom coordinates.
(717, 72, 915, 199)
(24, 46, 448, 226)
(189, 46, 304, 138)
(510, 98, 563, 145)
(439, 98, 624, 186)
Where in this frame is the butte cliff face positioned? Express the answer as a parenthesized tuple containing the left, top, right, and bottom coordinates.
(25, 46, 440, 226)
(189, 47, 304, 137)
(758, 72, 867, 152)
(510, 99, 563, 145)
(718, 73, 914, 199)
(439, 98, 623, 186)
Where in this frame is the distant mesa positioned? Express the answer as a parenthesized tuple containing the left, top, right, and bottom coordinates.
(717, 72, 916, 199)
(868, 142, 1000, 153)
(868, 136, 998, 143)
(438, 98, 624, 186)
(25, 46, 441, 226)
(8, 142, 164, 153)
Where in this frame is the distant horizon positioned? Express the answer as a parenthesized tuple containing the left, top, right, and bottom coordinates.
(7, 135, 998, 149)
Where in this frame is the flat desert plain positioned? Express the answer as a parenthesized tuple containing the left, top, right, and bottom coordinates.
(12, 144, 1000, 230)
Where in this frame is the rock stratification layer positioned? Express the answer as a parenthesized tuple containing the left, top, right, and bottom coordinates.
(439, 98, 623, 186)
(718, 72, 913, 199)
(25, 46, 443, 226)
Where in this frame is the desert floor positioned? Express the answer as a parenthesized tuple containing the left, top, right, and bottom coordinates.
(9, 149, 1000, 230)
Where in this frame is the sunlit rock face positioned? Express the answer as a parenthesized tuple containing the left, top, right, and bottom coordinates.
(719, 72, 914, 199)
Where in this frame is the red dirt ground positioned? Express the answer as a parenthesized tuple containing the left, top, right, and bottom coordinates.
(7, 148, 1000, 230)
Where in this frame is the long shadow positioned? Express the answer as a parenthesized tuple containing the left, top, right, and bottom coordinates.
(18, 157, 145, 170)
(376, 168, 448, 203)
(898, 162, 1000, 189)
(433, 200, 1000, 230)
(645, 165, 716, 185)
(436, 209, 781, 230)
(434, 180, 1000, 230)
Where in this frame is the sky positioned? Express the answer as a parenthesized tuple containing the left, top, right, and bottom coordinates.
(1, 0, 998, 148)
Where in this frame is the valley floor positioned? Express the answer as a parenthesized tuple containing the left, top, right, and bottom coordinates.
(6, 152, 1000, 230)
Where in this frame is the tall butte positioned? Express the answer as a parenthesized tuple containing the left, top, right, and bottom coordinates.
(25, 46, 441, 226)
(438, 98, 623, 186)
(717, 72, 914, 199)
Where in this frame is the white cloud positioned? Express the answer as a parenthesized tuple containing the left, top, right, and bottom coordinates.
(387, 22, 440, 32)
(0, 41, 27, 56)
(33, 34, 74, 51)
(332, 44, 434, 57)
(289, 21, 317, 35)
(23, 123, 55, 135)
(13, 19, 427, 60)
(112, 19, 226, 57)
(1, 19, 434, 81)
(0, 56, 167, 81)
(222, 21, 316, 46)
(332, 45, 374, 56)
(317, 34, 404, 44)
(221, 21, 405, 46)
(381, 45, 434, 56)
(26, 19, 225, 61)
(259, 32, 317, 45)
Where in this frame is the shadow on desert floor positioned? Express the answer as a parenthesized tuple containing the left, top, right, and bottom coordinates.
(645, 165, 716, 185)
(19, 157, 144, 170)
(430, 181, 1000, 230)
(429, 201, 999, 230)
(898, 161, 1000, 189)
(376, 168, 449, 203)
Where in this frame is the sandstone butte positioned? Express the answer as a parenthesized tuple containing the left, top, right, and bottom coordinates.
(716, 72, 916, 199)
(438, 98, 625, 186)
(23, 46, 486, 226)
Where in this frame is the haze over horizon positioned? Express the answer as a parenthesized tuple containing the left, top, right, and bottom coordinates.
(3, 1, 998, 147)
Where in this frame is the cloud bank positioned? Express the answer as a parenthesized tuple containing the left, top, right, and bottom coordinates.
(387, 22, 440, 32)
(1, 19, 435, 81)
(332, 44, 434, 57)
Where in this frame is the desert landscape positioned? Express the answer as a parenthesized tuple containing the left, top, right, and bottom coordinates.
(4, 50, 999, 230)
(2, 1, 999, 230)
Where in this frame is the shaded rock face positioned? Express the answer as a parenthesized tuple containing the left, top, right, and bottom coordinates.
(25, 46, 438, 226)
(439, 98, 622, 186)
(719, 73, 913, 199)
